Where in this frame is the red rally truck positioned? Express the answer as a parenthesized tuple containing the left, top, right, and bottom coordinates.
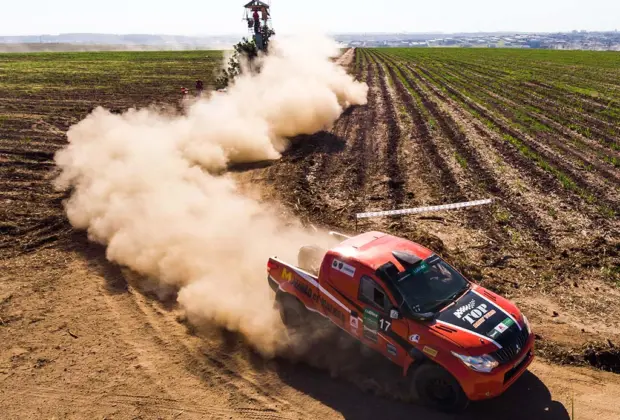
(267, 230, 534, 413)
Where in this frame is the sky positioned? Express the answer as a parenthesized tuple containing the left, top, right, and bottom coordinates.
(1, 0, 619, 36)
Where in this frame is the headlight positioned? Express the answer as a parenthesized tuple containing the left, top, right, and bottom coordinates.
(451, 352, 498, 373)
(522, 314, 531, 333)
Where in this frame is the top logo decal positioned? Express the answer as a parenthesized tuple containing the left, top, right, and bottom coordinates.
(453, 299, 476, 318)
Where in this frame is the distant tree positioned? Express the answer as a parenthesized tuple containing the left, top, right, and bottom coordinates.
(215, 28, 275, 90)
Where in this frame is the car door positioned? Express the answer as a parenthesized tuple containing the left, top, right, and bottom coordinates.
(358, 275, 409, 364)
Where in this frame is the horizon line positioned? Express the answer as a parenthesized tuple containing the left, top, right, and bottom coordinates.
(1, 29, 619, 38)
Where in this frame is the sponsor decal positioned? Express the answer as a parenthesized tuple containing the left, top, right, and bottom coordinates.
(422, 346, 438, 357)
(363, 308, 380, 342)
(282, 267, 314, 299)
(350, 316, 359, 329)
(331, 258, 356, 277)
(320, 296, 345, 324)
(386, 343, 397, 357)
(281, 268, 293, 282)
(409, 334, 420, 343)
(437, 290, 506, 347)
(275, 261, 356, 331)
(487, 329, 501, 340)
(493, 317, 515, 334)
(472, 309, 496, 329)
(401, 261, 429, 280)
(292, 278, 313, 299)
(453, 299, 476, 318)
(455, 301, 491, 326)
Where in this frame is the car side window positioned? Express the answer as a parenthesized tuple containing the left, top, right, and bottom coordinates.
(359, 276, 389, 312)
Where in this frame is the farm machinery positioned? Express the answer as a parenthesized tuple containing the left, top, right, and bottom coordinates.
(243, 0, 274, 52)
(216, 1, 275, 90)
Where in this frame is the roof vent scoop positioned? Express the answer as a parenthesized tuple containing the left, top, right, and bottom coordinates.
(392, 251, 422, 268)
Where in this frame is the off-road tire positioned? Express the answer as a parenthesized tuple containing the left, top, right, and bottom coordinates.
(412, 363, 470, 413)
(275, 291, 307, 331)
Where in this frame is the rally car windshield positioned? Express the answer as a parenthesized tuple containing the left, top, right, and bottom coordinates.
(393, 255, 469, 314)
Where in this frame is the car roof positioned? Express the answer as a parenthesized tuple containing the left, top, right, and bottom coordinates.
(330, 231, 434, 271)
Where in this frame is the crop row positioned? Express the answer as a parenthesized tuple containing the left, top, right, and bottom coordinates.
(385, 49, 620, 148)
(371, 48, 618, 218)
(361, 49, 557, 247)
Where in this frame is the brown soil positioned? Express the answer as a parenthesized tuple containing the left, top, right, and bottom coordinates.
(2, 48, 620, 419)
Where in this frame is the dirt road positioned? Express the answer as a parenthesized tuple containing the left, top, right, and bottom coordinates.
(1, 47, 619, 419)
(2, 244, 620, 419)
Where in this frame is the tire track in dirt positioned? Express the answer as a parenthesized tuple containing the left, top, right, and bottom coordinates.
(100, 269, 305, 419)
(0, 247, 314, 420)
(6, 387, 291, 419)
(283, 48, 411, 234)
(0, 139, 70, 257)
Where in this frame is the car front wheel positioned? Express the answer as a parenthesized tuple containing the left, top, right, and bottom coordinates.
(412, 363, 470, 413)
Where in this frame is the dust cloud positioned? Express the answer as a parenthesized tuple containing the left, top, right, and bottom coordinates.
(53, 34, 368, 357)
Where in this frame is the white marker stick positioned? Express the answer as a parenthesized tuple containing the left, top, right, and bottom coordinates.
(356, 199, 494, 219)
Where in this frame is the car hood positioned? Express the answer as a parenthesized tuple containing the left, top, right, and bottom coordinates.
(429, 286, 525, 353)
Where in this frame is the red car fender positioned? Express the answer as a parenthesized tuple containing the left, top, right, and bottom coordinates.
(269, 259, 321, 312)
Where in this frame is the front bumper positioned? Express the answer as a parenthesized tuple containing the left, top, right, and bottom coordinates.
(460, 332, 535, 401)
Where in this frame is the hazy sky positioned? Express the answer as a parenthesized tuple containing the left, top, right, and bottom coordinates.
(2, 0, 619, 36)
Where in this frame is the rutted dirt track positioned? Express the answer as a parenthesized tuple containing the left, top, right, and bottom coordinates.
(2, 47, 620, 419)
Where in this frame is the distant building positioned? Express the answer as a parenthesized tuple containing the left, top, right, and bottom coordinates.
(528, 39, 542, 48)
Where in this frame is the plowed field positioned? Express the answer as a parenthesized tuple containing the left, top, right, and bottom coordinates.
(1, 47, 619, 419)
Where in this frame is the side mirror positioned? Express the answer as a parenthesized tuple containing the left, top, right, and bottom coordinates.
(390, 309, 400, 320)
(411, 312, 435, 322)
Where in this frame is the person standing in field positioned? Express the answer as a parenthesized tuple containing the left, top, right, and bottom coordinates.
(253, 8, 260, 33)
(180, 87, 190, 106)
(195, 80, 204, 97)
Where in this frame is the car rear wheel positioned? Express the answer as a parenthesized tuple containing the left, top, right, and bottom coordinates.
(412, 363, 469, 413)
(275, 292, 307, 330)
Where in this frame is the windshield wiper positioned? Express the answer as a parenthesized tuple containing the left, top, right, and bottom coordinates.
(424, 283, 471, 313)
(449, 282, 471, 302)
